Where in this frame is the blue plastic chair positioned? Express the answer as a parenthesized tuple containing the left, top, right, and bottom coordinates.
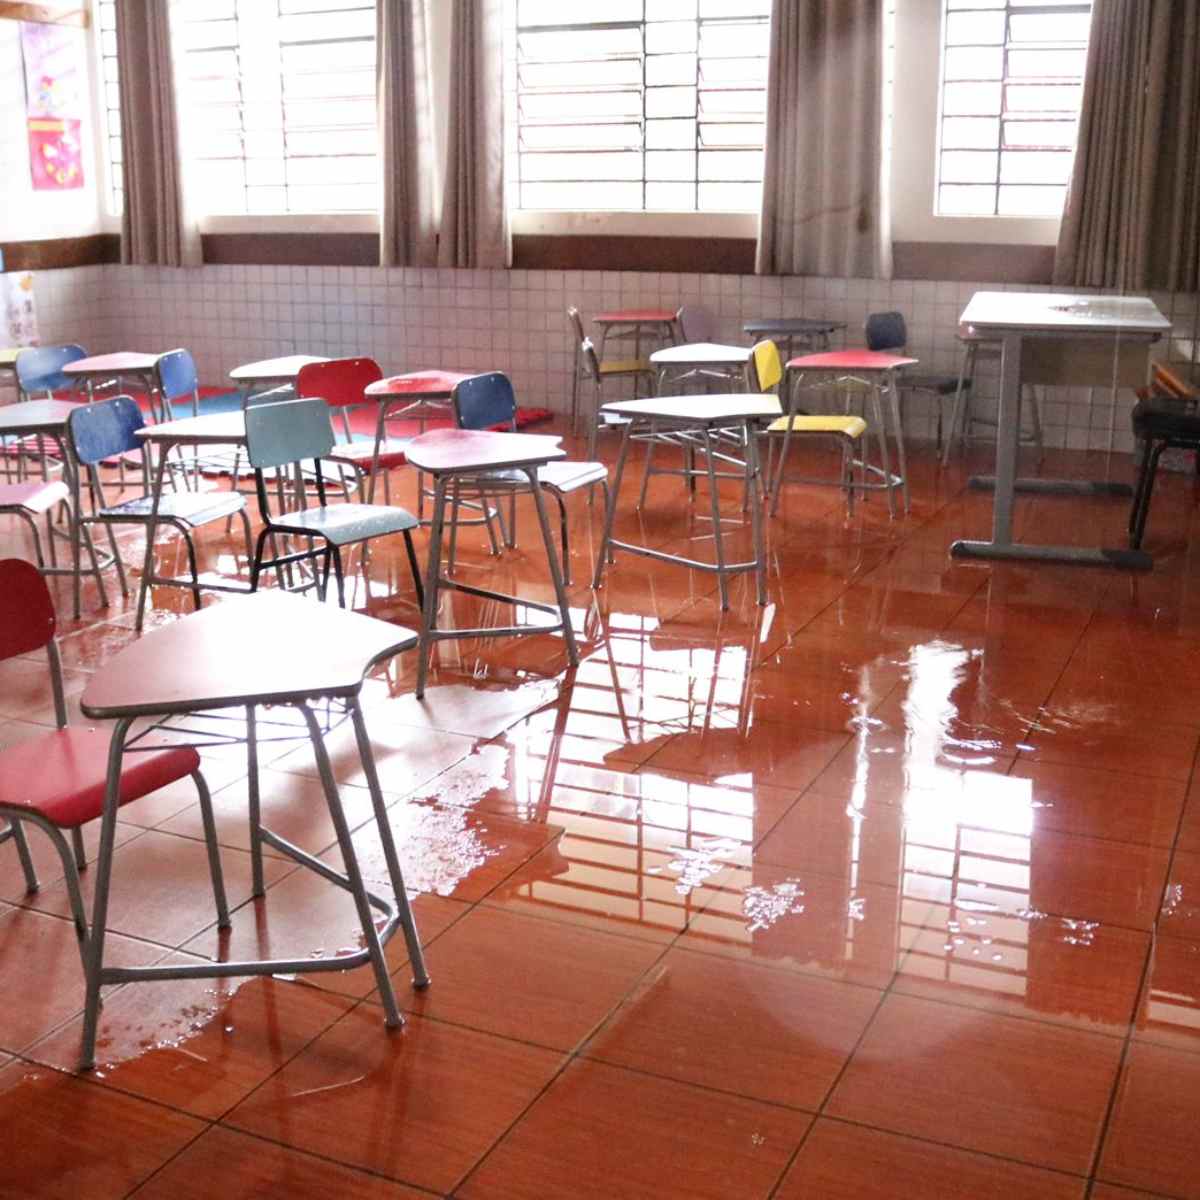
(67, 396, 251, 614)
(14, 344, 88, 400)
(155, 348, 200, 421)
(448, 372, 607, 584)
(244, 397, 424, 610)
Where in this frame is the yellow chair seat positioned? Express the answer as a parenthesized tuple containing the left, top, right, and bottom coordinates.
(767, 414, 867, 438)
(598, 358, 653, 376)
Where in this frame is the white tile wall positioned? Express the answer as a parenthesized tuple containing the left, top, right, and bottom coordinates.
(11, 262, 1200, 455)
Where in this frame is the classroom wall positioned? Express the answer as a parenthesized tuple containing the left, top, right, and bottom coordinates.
(22, 260, 1197, 456)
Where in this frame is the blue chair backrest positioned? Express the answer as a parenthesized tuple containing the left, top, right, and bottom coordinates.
(67, 396, 144, 466)
(156, 348, 199, 401)
(245, 397, 335, 470)
(865, 311, 907, 352)
(15, 344, 87, 396)
(453, 372, 517, 432)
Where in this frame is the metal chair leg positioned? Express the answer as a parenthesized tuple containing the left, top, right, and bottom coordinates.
(402, 529, 425, 610)
(192, 770, 230, 927)
(416, 476, 450, 699)
(524, 468, 579, 665)
(5, 819, 39, 893)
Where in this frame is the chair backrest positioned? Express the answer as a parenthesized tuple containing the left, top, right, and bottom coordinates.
(1151, 362, 1199, 403)
(0, 558, 57, 661)
(865, 311, 907, 352)
(566, 306, 586, 346)
(155, 348, 199, 401)
(452, 372, 517, 432)
(677, 305, 713, 343)
(15, 343, 87, 396)
(67, 395, 144, 466)
(245, 397, 335, 469)
(295, 357, 383, 409)
(751, 340, 783, 393)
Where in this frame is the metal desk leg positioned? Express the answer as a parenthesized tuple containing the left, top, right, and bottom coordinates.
(246, 705, 265, 897)
(702, 427, 730, 610)
(592, 420, 634, 590)
(746, 421, 767, 605)
(886, 373, 911, 514)
(524, 467, 580, 665)
(416, 475, 450, 699)
(300, 705, 403, 1027)
(134, 442, 171, 632)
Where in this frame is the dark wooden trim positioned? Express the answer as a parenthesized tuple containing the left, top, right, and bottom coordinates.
(200, 231, 379, 267)
(513, 233, 757, 274)
(0, 2, 89, 26)
(892, 241, 1055, 284)
(1, 233, 118, 271)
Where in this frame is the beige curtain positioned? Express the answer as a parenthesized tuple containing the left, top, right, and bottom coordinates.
(756, 0, 890, 279)
(1054, 0, 1200, 291)
(115, 0, 200, 267)
(437, 0, 509, 268)
(378, 0, 438, 266)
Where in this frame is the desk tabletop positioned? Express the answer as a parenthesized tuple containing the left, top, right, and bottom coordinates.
(743, 317, 847, 335)
(63, 352, 159, 374)
(602, 394, 781, 422)
(593, 308, 677, 324)
(0, 399, 80, 433)
(81, 591, 418, 718)
(0, 348, 21, 367)
(136, 411, 246, 446)
(787, 349, 919, 371)
(960, 291, 1171, 334)
(364, 370, 472, 400)
(230, 355, 329, 382)
(651, 341, 752, 364)
(406, 428, 565, 473)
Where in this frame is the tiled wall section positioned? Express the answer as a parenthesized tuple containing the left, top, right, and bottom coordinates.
(11, 263, 1200, 454)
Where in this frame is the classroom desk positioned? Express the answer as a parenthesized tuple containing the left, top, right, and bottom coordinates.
(742, 317, 847, 358)
(650, 342, 754, 393)
(593, 307, 679, 358)
(75, 590, 429, 1069)
(229, 354, 330, 402)
(950, 291, 1171, 570)
(63, 351, 164, 415)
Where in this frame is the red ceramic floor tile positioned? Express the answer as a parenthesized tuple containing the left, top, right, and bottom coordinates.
(895, 904, 1149, 1034)
(224, 1004, 564, 1194)
(1098, 1041, 1200, 1200)
(1159, 849, 1200, 941)
(457, 1058, 811, 1200)
(29, 960, 353, 1118)
(405, 906, 662, 1049)
(826, 993, 1123, 1173)
(0, 655, 90, 726)
(1009, 761, 1186, 848)
(131, 1125, 431, 1198)
(641, 720, 848, 789)
(0, 907, 168, 1055)
(25, 828, 293, 947)
(1018, 712, 1199, 782)
(1179, 784, 1200, 854)
(1133, 933, 1200, 1054)
(1089, 1186, 1176, 1200)
(0, 1059, 203, 1198)
(583, 945, 881, 1109)
(776, 1119, 1087, 1199)
(680, 862, 921, 990)
(0, 817, 144, 904)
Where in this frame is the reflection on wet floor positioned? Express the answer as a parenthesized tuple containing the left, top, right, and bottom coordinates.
(1, 438, 1199, 1196)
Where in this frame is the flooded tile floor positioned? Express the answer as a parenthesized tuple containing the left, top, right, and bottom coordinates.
(1, 429, 1199, 1198)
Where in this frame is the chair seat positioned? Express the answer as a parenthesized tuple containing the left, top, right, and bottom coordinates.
(272, 501, 418, 546)
(0, 479, 69, 515)
(598, 358, 653, 377)
(327, 438, 411, 471)
(98, 490, 247, 528)
(788, 350, 919, 372)
(902, 372, 963, 396)
(1132, 401, 1200, 443)
(767, 414, 867, 438)
(0, 727, 200, 829)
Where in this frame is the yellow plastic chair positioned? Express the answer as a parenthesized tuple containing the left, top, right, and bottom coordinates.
(752, 339, 866, 516)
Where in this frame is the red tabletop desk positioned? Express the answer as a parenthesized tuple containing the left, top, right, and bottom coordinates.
(76, 591, 429, 1069)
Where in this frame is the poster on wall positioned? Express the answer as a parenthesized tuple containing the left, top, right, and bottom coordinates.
(2, 274, 39, 348)
(20, 21, 86, 191)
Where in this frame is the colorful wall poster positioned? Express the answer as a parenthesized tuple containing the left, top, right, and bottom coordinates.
(20, 21, 87, 191)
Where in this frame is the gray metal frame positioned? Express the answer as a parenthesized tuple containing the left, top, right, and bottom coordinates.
(592, 411, 768, 611)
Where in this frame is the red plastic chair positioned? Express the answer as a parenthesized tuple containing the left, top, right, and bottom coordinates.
(295, 357, 411, 503)
(0, 558, 225, 963)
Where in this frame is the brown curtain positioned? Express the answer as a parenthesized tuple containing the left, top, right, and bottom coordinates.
(756, 0, 890, 279)
(378, 0, 438, 266)
(1054, 0, 1200, 291)
(115, 0, 199, 267)
(437, 0, 509, 268)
